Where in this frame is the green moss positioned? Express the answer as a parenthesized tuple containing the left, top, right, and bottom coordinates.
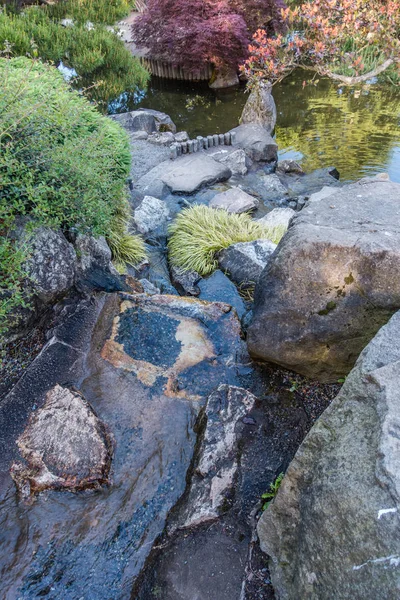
(318, 301, 337, 316)
(344, 273, 354, 285)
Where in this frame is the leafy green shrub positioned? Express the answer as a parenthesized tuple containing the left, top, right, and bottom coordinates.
(168, 205, 286, 276)
(0, 7, 149, 105)
(43, 0, 135, 25)
(0, 57, 144, 336)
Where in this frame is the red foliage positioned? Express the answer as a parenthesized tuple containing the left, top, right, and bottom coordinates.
(242, 0, 400, 83)
(132, 0, 287, 71)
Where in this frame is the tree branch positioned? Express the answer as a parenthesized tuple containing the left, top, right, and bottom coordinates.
(312, 58, 395, 84)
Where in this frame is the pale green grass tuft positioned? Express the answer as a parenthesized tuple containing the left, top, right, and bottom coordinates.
(107, 201, 147, 268)
(168, 205, 286, 276)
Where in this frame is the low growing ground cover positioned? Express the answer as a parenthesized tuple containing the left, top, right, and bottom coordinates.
(0, 57, 145, 336)
(0, 2, 149, 105)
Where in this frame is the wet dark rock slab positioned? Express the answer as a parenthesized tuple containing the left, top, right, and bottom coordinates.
(0, 291, 250, 599)
(133, 367, 337, 600)
(198, 270, 246, 319)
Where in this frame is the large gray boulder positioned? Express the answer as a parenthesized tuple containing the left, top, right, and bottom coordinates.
(240, 81, 277, 134)
(248, 180, 400, 381)
(257, 310, 400, 600)
(230, 124, 278, 163)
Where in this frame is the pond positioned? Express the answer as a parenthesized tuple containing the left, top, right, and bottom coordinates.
(109, 70, 400, 183)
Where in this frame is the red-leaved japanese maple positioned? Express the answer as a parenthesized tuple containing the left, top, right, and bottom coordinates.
(229, 0, 287, 35)
(132, 0, 286, 71)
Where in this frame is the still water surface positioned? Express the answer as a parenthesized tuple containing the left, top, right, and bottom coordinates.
(110, 70, 400, 183)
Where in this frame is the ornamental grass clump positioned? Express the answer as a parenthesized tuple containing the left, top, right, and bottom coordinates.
(168, 205, 285, 276)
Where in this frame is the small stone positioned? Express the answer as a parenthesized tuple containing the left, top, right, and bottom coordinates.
(258, 207, 296, 231)
(229, 124, 277, 163)
(133, 196, 169, 235)
(209, 187, 258, 214)
(170, 265, 201, 296)
(148, 131, 175, 146)
(218, 239, 277, 287)
(277, 159, 304, 175)
(175, 131, 190, 143)
(198, 270, 246, 319)
(130, 131, 149, 141)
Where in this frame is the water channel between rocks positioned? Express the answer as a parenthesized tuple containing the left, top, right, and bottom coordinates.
(110, 70, 400, 184)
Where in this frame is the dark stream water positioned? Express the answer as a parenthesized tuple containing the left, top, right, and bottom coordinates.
(110, 70, 400, 183)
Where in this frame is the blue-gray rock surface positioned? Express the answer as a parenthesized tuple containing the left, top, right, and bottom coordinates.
(258, 310, 400, 600)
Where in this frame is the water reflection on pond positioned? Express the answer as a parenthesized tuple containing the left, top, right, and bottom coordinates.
(109, 70, 400, 183)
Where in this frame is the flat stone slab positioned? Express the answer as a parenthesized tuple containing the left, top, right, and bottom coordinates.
(161, 154, 232, 194)
(209, 187, 258, 214)
(218, 239, 277, 287)
(134, 154, 232, 197)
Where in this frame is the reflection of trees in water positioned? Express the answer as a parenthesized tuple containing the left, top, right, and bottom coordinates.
(274, 72, 400, 181)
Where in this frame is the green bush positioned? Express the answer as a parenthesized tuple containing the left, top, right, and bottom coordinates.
(168, 205, 286, 276)
(0, 57, 145, 336)
(43, 0, 135, 25)
(0, 6, 149, 105)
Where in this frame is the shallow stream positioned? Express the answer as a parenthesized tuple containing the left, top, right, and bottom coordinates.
(110, 70, 400, 183)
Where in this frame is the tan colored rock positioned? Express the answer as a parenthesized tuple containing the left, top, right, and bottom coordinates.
(11, 385, 113, 498)
(248, 180, 400, 381)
